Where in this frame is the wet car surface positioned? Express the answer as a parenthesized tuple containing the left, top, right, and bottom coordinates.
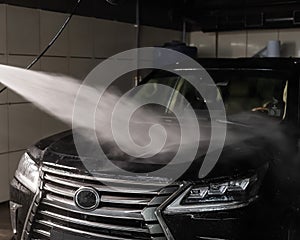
(10, 58, 300, 240)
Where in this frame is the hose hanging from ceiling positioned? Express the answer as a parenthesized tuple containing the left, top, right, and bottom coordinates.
(0, 0, 82, 94)
(135, 0, 141, 85)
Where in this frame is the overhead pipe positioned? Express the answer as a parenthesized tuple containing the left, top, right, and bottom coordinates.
(265, 17, 294, 23)
(182, 19, 187, 43)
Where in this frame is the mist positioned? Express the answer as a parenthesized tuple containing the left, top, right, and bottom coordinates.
(0, 64, 297, 178)
(0, 64, 198, 160)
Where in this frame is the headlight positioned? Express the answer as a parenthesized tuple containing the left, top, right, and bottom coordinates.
(165, 175, 259, 214)
(184, 176, 255, 204)
(15, 152, 40, 193)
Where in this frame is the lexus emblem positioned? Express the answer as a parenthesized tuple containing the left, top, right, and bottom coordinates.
(74, 187, 100, 211)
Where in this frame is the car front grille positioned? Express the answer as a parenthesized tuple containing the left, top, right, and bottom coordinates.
(28, 164, 180, 240)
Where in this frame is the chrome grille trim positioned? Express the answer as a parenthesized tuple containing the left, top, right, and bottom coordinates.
(36, 220, 132, 240)
(42, 165, 173, 187)
(43, 194, 144, 220)
(42, 200, 143, 221)
(44, 183, 75, 197)
(155, 183, 190, 240)
(32, 229, 50, 238)
(38, 210, 150, 233)
(44, 181, 158, 206)
(101, 195, 151, 206)
(44, 173, 160, 195)
(29, 165, 182, 240)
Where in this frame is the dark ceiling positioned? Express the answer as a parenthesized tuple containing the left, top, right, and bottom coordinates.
(188, 0, 300, 31)
(3, 0, 300, 32)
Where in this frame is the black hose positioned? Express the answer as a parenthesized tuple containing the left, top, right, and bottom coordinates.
(0, 0, 82, 94)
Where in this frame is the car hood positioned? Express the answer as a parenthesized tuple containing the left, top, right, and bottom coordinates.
(33, 116, 274, 182)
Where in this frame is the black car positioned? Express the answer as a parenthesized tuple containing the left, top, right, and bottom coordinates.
(10, 58, 300, 240)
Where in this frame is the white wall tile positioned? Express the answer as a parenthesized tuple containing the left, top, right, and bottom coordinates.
(188, 29, 300, 58)
(7, 55, 40, 103)
(140, 26, 181, 47)
(7, 5, 39, 55)
(40, 56, 69, 75)
(0, 106, 8, 154)
(40, 10, 68, 57)
(0, 54, 7, 104)
(279, 29, 300, 57)
(8, 103, 42, 151)
(8, 150, 23, 182)
(0, 154, 9, 202)
(189, 31, 216, 57)
(0, 82, 8, 104)
(0, 5, 6, 54)
(94, 19, 136, 58)
(69, 57, 95, 80)
(7, 89, 26, 104)
(40, 111, 69, 138)
(247, 30, 278, 57)
(218, 31, 247, 58)
(93, 57, 134, 92)
(69, 16, 93, 57)
(7, 55, 40, 70)
(94, 58, 104, 66)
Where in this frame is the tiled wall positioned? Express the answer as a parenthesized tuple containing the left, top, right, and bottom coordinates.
(189, 29, 300, 58)
(0, 4, 181, 202)
(189, 32, 216, 58)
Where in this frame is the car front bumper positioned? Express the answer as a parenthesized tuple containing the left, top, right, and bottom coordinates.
(10, 172, 285, 240)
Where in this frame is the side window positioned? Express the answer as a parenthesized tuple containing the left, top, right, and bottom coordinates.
(223, 76, 287, 118)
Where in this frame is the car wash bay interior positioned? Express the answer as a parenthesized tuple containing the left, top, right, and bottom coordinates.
(1, 0, 300, 239)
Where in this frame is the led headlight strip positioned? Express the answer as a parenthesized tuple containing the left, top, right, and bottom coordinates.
(164, 175, 258, 214)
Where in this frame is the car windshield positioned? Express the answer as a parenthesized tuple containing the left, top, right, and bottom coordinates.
(134, 69, 289, 120)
